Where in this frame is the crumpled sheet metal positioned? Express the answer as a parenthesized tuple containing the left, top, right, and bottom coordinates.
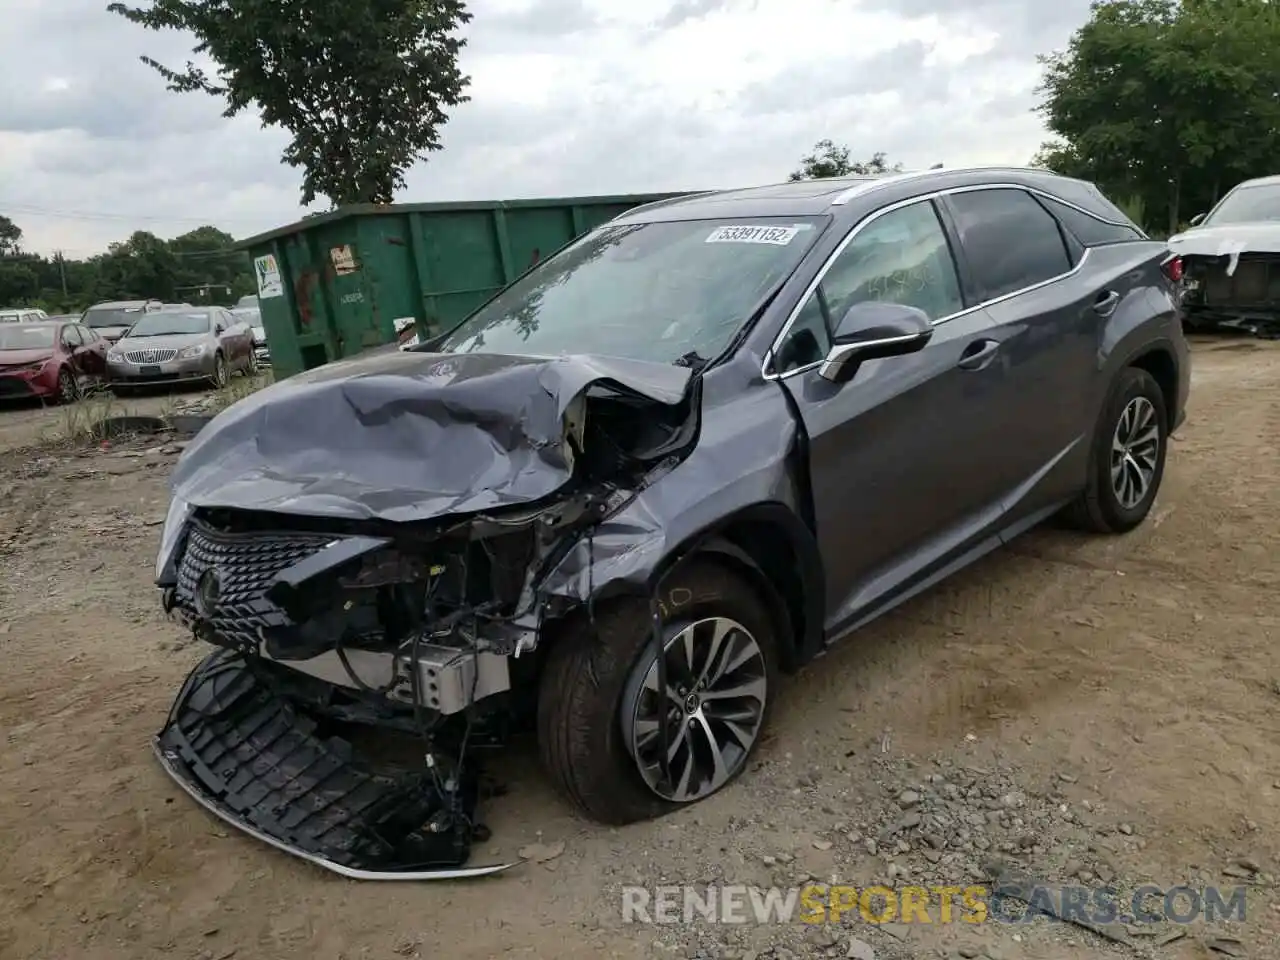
(1168, 224, 1280, 277)
(539, 381, 803, 600)
(169, 350, 692, 522)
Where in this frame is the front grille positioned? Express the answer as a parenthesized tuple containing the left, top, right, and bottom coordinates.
(124, 348, 179, 364)
(174, 521, 335, 648)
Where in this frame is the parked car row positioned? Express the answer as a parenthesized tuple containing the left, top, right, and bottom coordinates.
(0, 304, 259, 403)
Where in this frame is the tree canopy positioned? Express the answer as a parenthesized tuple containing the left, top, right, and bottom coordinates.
(107, 0, 473, 207)
(789, 140, 904, 181)
(0, 215, 255, 312)
(1035, 0, 1280, 234)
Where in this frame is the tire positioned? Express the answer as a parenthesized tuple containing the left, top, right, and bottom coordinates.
(245, 348, 258, 376)
(57, 366, 79, 404)
(1062, 366, 1168, 534)
(537, 558, 779, 825)
(209, 352, 227, 389)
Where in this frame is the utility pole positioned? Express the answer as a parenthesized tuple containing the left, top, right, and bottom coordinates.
(54, 251, 68, 296)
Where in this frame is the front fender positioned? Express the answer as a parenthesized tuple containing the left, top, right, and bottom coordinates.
(537, 382, 808, 606)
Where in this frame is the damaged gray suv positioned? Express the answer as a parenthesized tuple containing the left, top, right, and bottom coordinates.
(153, 167, 1189, 879)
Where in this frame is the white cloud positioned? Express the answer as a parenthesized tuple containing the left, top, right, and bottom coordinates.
(0, 0, 1090, 256)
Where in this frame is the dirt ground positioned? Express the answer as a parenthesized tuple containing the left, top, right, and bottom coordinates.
(2, 337, 1278, 960)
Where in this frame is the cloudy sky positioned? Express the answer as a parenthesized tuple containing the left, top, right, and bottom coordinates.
(2, 0, 1091, 257)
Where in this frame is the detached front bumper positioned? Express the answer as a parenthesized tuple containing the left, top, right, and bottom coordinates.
(108, 354, 213, 384)
(155, 648, 516, 880)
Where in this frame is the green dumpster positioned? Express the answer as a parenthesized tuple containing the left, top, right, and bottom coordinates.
(236, 193, 699, 379)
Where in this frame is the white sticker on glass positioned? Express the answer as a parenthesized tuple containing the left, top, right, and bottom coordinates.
(705, 225, 800, 245)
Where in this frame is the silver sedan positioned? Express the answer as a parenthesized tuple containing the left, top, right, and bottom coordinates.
(106, 306, 256, 388)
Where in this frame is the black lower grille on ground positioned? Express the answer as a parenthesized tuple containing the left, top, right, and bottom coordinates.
(173, 522, 332, 648)
(155, 649, 514, 879)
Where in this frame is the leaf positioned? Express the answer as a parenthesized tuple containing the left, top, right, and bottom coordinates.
(108, 0, 473, 206)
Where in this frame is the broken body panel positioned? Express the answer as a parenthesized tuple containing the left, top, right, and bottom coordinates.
(154, 344, 802, 877)
(1170, 221, 1280, 339)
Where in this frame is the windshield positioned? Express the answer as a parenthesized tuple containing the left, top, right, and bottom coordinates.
(231, 307, 260, 324)
(436, 217, 826, 364)
(236, 295, 258, 309)
(1204, 184, 1280, 226)
(0, 325, 57, 350)
(84, 306, 144, 329)
(126, 311, 212, 337)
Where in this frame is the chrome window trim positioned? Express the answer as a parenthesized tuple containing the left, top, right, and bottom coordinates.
(762, 183, 1108, 382)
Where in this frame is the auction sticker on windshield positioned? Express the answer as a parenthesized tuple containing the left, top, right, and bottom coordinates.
(705, 225, 801, 245)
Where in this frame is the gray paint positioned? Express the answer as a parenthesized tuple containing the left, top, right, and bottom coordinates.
(164, 167, 1190, 669)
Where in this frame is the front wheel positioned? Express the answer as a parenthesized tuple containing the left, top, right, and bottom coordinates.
(209, 352, 227, 389)
(1062, 366, 1168, 534)
(537, 559, 779, 825)
(57, 366, 80, 404)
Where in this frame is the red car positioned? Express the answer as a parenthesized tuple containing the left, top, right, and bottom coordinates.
(0, 319, 109, 402)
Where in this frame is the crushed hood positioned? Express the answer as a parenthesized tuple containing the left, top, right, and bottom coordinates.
(1169, 222, 1280, 276)
(169, 350, 693, 522)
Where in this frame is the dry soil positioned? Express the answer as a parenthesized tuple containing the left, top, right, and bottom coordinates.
(1, 337, 1278, 960)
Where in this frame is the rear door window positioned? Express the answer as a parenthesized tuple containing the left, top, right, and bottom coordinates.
(946, 188, 1073, 302)
(1036, 195, 1144, 246)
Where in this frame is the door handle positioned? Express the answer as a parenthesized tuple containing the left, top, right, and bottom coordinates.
(1093, 290, 1121, 317)
(956, 338, 1000, 371)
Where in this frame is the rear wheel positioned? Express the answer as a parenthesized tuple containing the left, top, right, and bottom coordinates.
(1062, 366, 1168, 533)
(537, 559, 778, 825)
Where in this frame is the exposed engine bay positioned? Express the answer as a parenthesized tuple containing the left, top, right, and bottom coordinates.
(153, 351, 701, 878)
(1180, 253, 1280, 339)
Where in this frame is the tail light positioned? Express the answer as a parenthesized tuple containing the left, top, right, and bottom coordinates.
(1162, 255, 1183, 284)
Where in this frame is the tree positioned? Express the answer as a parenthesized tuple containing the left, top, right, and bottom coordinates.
(1036, 0, 1280, 234)
(108, 0, 473, 207)
(789, 140, 903, 181)
(0, 213, 254, 312)
(0, 215, 22, 257)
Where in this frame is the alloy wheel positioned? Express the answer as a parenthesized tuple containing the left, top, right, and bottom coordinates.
(213, 355, 227, 388)
(622, 616, 768, 803)
(1110, 396, 1160, 509)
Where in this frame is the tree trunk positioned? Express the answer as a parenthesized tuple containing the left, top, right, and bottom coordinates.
(1168, 172, 1181, 235)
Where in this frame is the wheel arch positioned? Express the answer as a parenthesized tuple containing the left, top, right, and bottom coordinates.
(1123, 343, 1179, 432)
(571, 502, 825, 674)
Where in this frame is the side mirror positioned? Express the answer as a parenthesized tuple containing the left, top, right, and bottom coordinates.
(819, 301, 934, 384)
(1189, 213, 1206, 227)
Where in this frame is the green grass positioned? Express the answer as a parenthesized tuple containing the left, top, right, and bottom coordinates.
(44, 369, 275, 448)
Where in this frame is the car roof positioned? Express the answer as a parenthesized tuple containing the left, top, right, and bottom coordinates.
(87, 300, 154, 308)
(1229, 174, 1280, 190)
(612, 166, 1118, 224)
(3, 319, 65, 326)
